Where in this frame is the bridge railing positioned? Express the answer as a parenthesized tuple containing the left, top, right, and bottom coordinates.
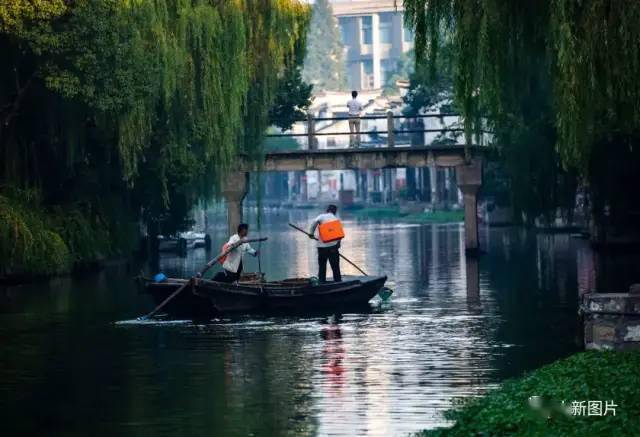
(266, 112, 489, 151)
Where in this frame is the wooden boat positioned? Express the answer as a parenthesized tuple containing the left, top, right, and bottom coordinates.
(144, 274, 387, 318)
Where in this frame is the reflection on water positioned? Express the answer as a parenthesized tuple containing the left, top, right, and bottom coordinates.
(3, 209, 636, 436)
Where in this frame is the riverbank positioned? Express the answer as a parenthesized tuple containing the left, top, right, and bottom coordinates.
(0, 190, 135, 283)
(347, 206, 464, 223)
(421, 351, 640, 436)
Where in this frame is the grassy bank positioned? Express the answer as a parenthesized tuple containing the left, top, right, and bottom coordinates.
(0, 189, 134, 281)
(348, 206, 464, 223)
(421, 351, 640, 436)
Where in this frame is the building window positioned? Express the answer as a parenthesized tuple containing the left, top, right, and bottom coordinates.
(363, 60, 373, 75)
(362, 60, 374, 89)
(381, 59, 395, 86)
(361, 16, 372, 45)
(339, 17, 352, 46)
(379, 13, 393, 44)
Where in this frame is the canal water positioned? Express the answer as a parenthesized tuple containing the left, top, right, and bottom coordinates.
(1, 209, 623, 436)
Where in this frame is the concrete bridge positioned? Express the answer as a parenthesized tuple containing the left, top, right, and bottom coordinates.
(223, 113, 488, 253)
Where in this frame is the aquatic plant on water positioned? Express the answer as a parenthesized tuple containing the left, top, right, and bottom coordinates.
(422, 351, 640, 436)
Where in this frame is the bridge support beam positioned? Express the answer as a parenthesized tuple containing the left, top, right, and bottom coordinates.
(429, 165, 438, 208)
(222, 172, 249, 235)
(456, 158, 483, 254)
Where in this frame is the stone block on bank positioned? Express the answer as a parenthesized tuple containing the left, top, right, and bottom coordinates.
(582, 292, 640, 350)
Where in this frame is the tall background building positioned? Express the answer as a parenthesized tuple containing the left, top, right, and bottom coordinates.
(332, 0, 413, 91)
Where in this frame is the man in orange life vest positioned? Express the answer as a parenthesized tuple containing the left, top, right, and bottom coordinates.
(309, 205, 345, 282)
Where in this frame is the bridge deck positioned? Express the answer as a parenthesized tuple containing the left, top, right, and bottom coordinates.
(240, 145, 486, 172)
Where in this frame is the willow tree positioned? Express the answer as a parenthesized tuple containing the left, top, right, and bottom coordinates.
(551, 1, 640, 235)
(0, 0, 310, 276)
(403, 0, 640, 231)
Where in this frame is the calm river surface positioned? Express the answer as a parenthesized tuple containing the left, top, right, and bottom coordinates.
(2, 208, 626, 436)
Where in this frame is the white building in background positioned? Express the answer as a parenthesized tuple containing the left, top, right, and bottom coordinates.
(332, 0, 413, 91)
(286, 1, 423, 203)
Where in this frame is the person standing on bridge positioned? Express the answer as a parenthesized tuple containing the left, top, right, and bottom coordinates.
(309, 205, 344, 282)
(347, 90, 363, 147)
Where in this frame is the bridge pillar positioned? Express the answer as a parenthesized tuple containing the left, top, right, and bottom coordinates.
(456, 158, 483, 254)
(387, 111, 395, 147)
(307, 114, 317, 150)
(222, 172, 249, 235)
(429, 165, 438, 208)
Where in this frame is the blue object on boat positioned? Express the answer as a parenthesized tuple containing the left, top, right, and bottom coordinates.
(154, 273, 167, 283)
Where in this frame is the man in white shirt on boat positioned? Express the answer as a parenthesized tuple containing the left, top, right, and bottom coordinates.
(218, 223, 258, 283)
(309, 205, 343, 283)
(347, 90, 363, 148)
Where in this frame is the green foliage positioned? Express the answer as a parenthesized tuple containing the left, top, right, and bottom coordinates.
(404, 1, 578, 224)
(0, 0, 67, 52)
(0, 1, 310, 272)
(1, 0, 310, 188)
(0, 191, 71, 277)
(551, 0, 640, 171)
(404, 0, 640, 228)
(239, 0, 310, 162)
(382, 50, 415, 96)
(421, 351, 640, 436)
(51, 205, 111, 266)
(403, 44, 454, 116)
(302, 0, 347, 91)
(0, 187, 134, 278)
(269, 61, 313, 130)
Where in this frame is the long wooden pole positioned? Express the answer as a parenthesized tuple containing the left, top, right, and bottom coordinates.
(288, 223, 368, 276)
(139, 237, 268, 320)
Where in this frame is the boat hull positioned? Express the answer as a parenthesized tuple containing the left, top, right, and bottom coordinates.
(144, 275, 387, 318)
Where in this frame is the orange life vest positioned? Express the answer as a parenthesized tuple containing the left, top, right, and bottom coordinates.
(219, 243, 231, 263)
(318, 219, 345, 243)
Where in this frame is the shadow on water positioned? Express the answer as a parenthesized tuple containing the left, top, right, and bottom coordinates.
(1, 209, 638, 435)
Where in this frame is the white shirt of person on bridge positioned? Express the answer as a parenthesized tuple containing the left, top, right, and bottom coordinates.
(222, 233, 257, 273)
(347, 95, 363, 117)
(309, 212, 340, 248)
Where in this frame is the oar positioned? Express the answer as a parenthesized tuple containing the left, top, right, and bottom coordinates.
(288, 223, 369, 276)
(139, 237, 268, 320)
